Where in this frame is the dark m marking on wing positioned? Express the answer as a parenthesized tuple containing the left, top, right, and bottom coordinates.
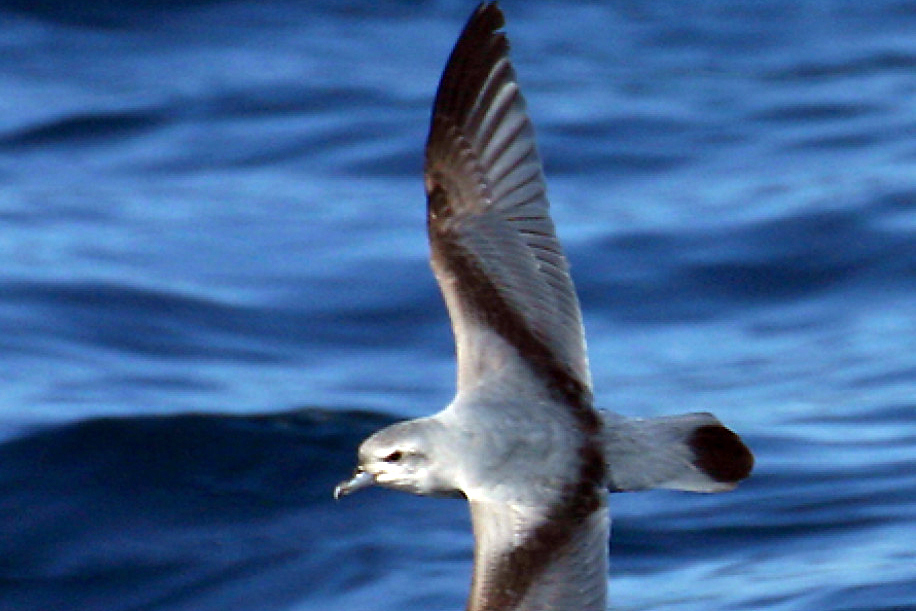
(430, 194, 608, 609)
(430, 187, 607, 607)
(470, 443, 606, 611)
(426, 6, 608, 608)
(428, 185, 597, 433)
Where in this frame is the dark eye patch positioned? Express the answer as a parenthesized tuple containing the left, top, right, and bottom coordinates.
(383, 450, 403, 463)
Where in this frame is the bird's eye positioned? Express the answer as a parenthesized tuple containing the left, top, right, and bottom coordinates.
(383, 450, 403, 463)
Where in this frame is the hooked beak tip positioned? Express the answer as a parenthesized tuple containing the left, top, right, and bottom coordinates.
(333, 469, 375, 500)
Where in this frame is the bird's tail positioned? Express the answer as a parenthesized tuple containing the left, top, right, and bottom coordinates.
(600, 411, 754, 493)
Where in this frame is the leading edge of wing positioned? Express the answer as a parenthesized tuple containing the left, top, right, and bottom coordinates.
(423, 3, 593, 415)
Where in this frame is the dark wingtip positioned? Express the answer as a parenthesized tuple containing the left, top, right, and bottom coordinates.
(450, 2, 506, 68)
(429, 2, 507, 129)
(471, 2, 504, 30)
(689, 424, 754, 484)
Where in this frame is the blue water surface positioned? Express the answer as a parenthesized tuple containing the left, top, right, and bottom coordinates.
(0, 1, 914, 610)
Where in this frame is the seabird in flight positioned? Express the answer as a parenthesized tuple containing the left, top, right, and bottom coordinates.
(335, 4, 754, 610)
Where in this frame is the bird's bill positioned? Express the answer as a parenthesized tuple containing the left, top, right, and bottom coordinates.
(333, 468, 376, 499)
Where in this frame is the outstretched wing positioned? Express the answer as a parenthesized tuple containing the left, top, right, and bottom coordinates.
(425, 7, 609, 610)
(424, 3, 591, 407)
(467, 499, 609, 611)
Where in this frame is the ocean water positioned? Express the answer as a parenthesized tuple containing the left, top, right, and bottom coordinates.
(0, 1, 913, 610)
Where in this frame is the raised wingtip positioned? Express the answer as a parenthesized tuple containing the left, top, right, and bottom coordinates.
(472, 2, 504, 28)
(688, 424, 754, 485)
(428, 2, 507, 130)
(454, 2, 505, 57)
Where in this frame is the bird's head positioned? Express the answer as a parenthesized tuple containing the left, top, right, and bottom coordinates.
(334, 418, 462, 499)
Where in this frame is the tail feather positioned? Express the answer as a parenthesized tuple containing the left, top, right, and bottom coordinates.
(600, 411, 753, 493)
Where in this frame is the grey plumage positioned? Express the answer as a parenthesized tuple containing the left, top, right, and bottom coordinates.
(334, 4, 753, 610)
